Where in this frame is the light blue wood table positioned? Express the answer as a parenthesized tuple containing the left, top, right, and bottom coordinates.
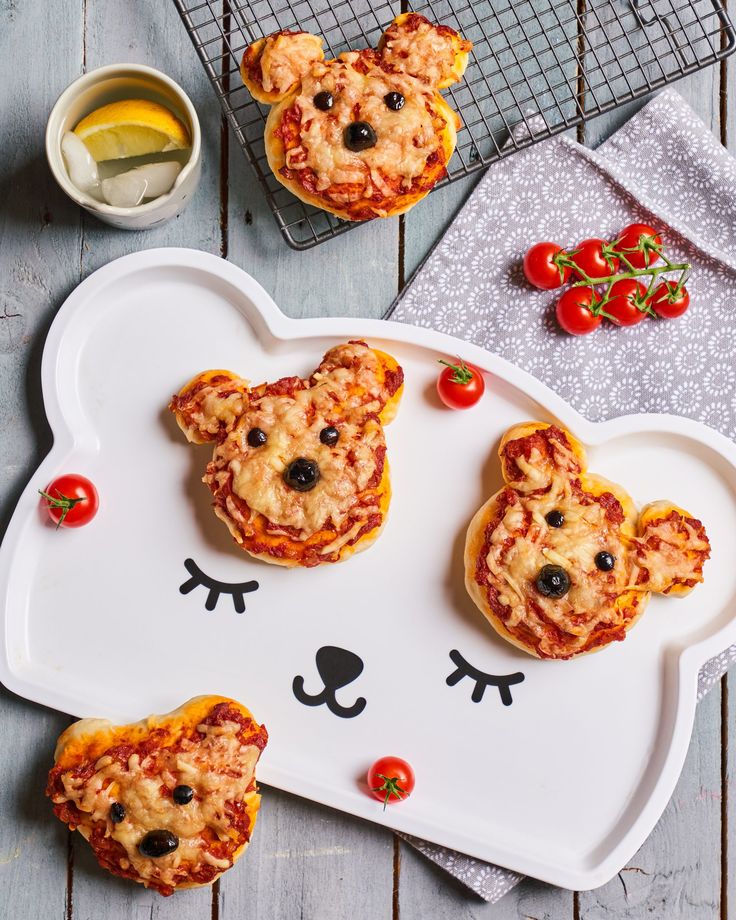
(1, 1, 734, 916)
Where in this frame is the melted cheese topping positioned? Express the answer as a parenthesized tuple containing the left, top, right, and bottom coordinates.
(216, 391, 383, 535)
(485, 467, 631, 656)
(172, 373, 249, 444)
(634, 512, 710, 592)
(173, 343, 400, 558)
(474, 427, 711, 658)
(283, 52, 447, 197)
(52, 720, 261, 890)
(258, 32, 324, 95)
(380, 16, 467, 87)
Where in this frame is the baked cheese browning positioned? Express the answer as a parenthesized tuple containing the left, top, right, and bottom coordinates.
(171, 371, 250, 444)
(500, 424, 584, 494)
(476, 484, 638, 659)
(245, 14, 471, 221)
(634, 505, 711, 595)
(379, 12, 472, 88)
(47, 697, 268, 896)
(274, 51, 454, 216)
(240, 31, 324, 103)
(466, 423, 711, 659)
(210, 393, 386, 534)
(170, 341, 404, 567)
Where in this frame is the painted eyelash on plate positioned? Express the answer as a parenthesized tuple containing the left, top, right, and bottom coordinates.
(179, 558, 259, 613)
(446, 649, 525, 706)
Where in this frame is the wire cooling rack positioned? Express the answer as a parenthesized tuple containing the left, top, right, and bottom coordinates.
(173, 0, 735, 250)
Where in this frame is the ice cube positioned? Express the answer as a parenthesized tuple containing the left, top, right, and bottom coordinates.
(134, 161, 182, 199)
(61, 132, 101, 197)
(101, 172, 148, 208)
(100, 161, 183, 208)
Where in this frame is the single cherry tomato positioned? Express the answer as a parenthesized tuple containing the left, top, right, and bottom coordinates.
(39, 474, 99, 528)
(555, 286, 602, 336)
(367, 756, 415, 809)
(436, 358, 485, 409)
(523, 242, 572, 290)
(605, 279, 650, 327)
(613, 222, 662, 269)
(649, 281, 690, 319)
(570, 238, 620, 281)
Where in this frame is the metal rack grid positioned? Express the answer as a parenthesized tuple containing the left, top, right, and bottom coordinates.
(173, 0, 735, 250)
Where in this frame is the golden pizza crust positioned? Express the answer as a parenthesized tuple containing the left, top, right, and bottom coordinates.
(48, 696, 267, 894)
(464, 492, 649, 660)
(244, 14, 471, 221)
(170, 342, 404, 568)
(264, 89, 458, 220)
(378, 12, 472, 89)
(465, 422, 710, 659)
(240, 31, 324, 104)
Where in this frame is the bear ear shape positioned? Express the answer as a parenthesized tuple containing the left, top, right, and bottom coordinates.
(632, 501, 711, 596)
(378, 13, 472, 89)
(498, 423, 587, 494)
(310, 341, 404, 423)
(240, 30, 324, 104)
(169, 370, 250, 444)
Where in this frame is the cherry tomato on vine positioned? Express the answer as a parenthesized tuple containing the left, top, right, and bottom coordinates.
(606, 279, 649, 327)
(39, 474, 99, 529)
(614, 223, 662, 269)
(367, 756, 415, 809)
(436, 358, 485, 409)
(570, 238, 620, 281)
(523, 242, 572, 290)
(649, 281, 690, 319)
(555, 286, 602, 336)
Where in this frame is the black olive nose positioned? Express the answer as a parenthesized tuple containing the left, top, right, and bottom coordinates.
(535, 564, 571, 598)
(344, 121, 377, 152)
(139, 829, 179, 858)
(284, 458, 320, 492)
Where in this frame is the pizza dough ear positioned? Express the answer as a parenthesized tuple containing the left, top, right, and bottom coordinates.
(170, 370, 250, 444)
(379, 12, 472, 89)
(633, 501, 711, 596)
(240, 31, 324, 104)
(310, 341, 404, 420)
(498, 422, 587, 493)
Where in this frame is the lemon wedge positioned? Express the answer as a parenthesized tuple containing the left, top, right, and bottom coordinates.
(74, 99, 191, 162)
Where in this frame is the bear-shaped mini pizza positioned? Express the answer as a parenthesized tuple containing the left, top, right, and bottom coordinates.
(170, 341, 403, 567)
(465, 423, 711, 660)
(46, 696, 268, 896)
(239, 13, 472, 221)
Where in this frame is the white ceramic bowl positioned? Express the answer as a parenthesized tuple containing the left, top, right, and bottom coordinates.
(46, 63, 201, 230)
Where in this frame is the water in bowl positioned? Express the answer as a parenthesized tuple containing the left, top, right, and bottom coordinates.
(61, 134, 190, 208)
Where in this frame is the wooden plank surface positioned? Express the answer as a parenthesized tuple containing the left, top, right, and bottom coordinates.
(0, 0, 84, 915)
(0, 0, 734, 917)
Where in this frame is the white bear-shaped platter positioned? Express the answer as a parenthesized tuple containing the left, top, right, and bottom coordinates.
(2, 249, 736, 890)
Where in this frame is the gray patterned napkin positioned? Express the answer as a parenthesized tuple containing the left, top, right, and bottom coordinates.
(389, 88, 736, 901)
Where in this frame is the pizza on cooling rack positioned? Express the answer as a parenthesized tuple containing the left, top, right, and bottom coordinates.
(170, 341, 404, 568)
(46, 696, 268, 896)
(465, 422, 711, 660)
(239, 12, 472, 220)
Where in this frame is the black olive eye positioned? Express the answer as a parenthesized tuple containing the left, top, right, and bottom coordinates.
(284, 458, 320, 492)
(313, 91, 334, 111)
(320, 426, 339, 446)
(595, 551, 616, 572)
(172, 784, 194, 805)
(535, 564, 571, 598)
(247, 427, 267, 447)
(344, 121, 377, 152)
(545, 510, 565, 528)
(384, 91, 405, 110)
(139, 829, 179, 858)
(110, 802, 126, 824)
